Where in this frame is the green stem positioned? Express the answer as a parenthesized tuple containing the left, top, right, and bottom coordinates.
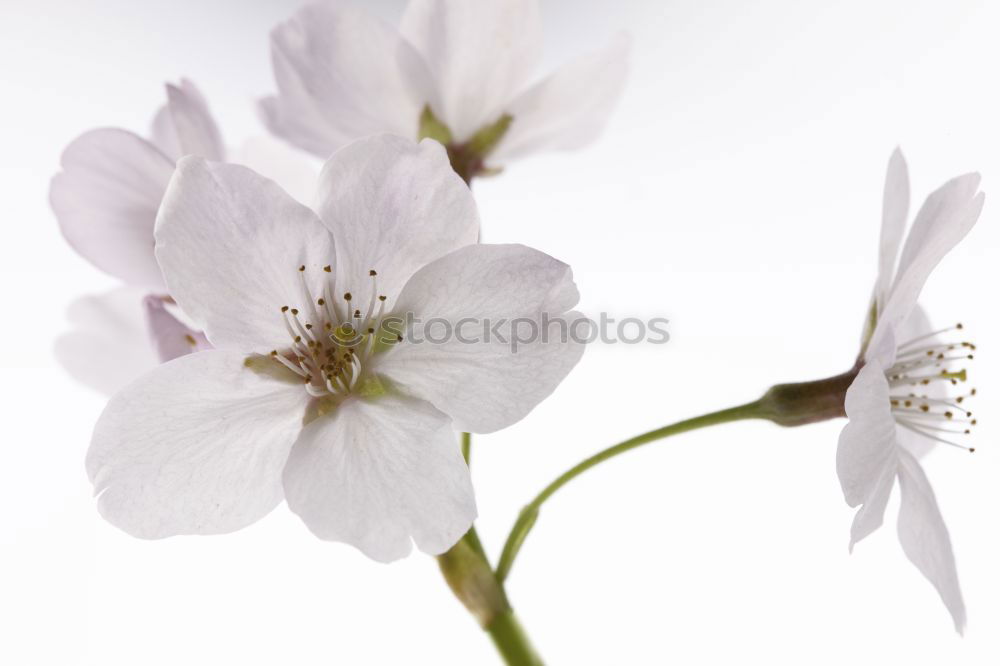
(462, 431, 472, 465)
(495, 399, 768, 583)
(486, 608, 545, 666)
(438, 527, 544, 664)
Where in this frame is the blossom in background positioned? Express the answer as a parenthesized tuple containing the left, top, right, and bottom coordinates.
(51, 80, 316, 393)
(86, 135, 585, 561)
(260, 0, 629, 179)
(837, 148, 984, 631)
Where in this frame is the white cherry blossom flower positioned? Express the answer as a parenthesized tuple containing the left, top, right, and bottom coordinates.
(86, 135, 585, 561)
(260, 0, 629, 178)
(51, 80, 316, 392)
(837, 148, 984, 631)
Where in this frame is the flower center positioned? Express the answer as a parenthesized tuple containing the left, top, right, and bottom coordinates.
(268, 265, 401, 399)
(886, 323, 978, 452)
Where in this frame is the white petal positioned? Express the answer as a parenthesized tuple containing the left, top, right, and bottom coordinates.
(261, 2, 433, 159)
(54, 287, 160, 395)
(836, 362, 898, 507)
(51, 129, 174, 289)
(314, 135, 479, 305)
(150, 104, 183, 161)
(848, 460, 896, 551)
(383, 243, 585, 433)
(282, 394, 475, 562)
(233, 135, 320, 205)
(876, 172, 984, 336)
(400, 0, 542, 141)
(876, 147, 910, 313)
(491, 34, 630, 163)
(896, 448, 967, 633)
(87, 350, 310, 538)
(142, 295, 211, 362)
(156, 79, 225, 161)
(155, 156, 335, 353)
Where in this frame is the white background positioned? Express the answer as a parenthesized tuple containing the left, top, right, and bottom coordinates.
(1, 0, 998, 664)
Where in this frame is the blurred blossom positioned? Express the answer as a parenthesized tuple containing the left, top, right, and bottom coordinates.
(837, 149, 984, 632)
(86, 135, 585, 561)
(260, 0, 629, 178)
(51, 80, 318, 394)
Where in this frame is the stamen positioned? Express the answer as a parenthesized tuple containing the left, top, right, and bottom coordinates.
(896, 420, 974, 452)
(270, 267, 396, 399)
(889, 324, 979, 454)
(896, 323, 965, 350)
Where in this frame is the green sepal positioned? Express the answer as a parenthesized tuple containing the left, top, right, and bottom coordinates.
(467, 113, 513, 158)
(418, 104, 454, 145)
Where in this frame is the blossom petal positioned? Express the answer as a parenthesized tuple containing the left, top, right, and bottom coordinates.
(382, 243, 585, 433)
(261, 2, 433, 159)
(877, 172, 984, 337)
(897, 448, 966, 633)
(837, 362, 898, 508)
(55, 287, 160, 395)
(155, 156, 335, 353)
(151, 79, 225, 161)
(400, 0, 542, 141)
(142, 295, 211, 362)
(87, 350, 310, 538)
(51, 129, 174, 289)
(848, 461, 896, 551)
(314, 135, 479, 306)
(232, 135, 320, 205)
(282, 394, 475, 562)
(876, 147, 910, 313)
(491, 34, 630, 163)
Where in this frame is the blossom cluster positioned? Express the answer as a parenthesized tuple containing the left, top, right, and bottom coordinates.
(51, 0, 986, 647)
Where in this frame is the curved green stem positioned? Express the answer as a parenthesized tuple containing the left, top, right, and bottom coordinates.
(495, 399, 768, 583)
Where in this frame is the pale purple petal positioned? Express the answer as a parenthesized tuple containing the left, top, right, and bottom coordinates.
(383, 243, 585, 433)
(848, 461, 896, 551)
(87, 350, 310, 538)
(232, 135, 320, 205)
(261, 2, 433, 159)
(836, 361, 898, 507)
(492, 34, 630, 162)
(876, 147, 910, 313)
(155, 156, 335, 353)
(282, 394, 475, 562)
(314, 135, 479, 307)
(400, 0, 542, 141)
(897, 448, 967, 633)
(51, 128, 174, 289)
(54, 287, 160, 395)
(875, 173, 984, 339)
(157, 79, 226, 161)
(142, 295, 211, 363)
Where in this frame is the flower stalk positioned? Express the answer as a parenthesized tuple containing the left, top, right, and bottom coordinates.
(495, 365, 867, 584)
(438, 526, 544, 665)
